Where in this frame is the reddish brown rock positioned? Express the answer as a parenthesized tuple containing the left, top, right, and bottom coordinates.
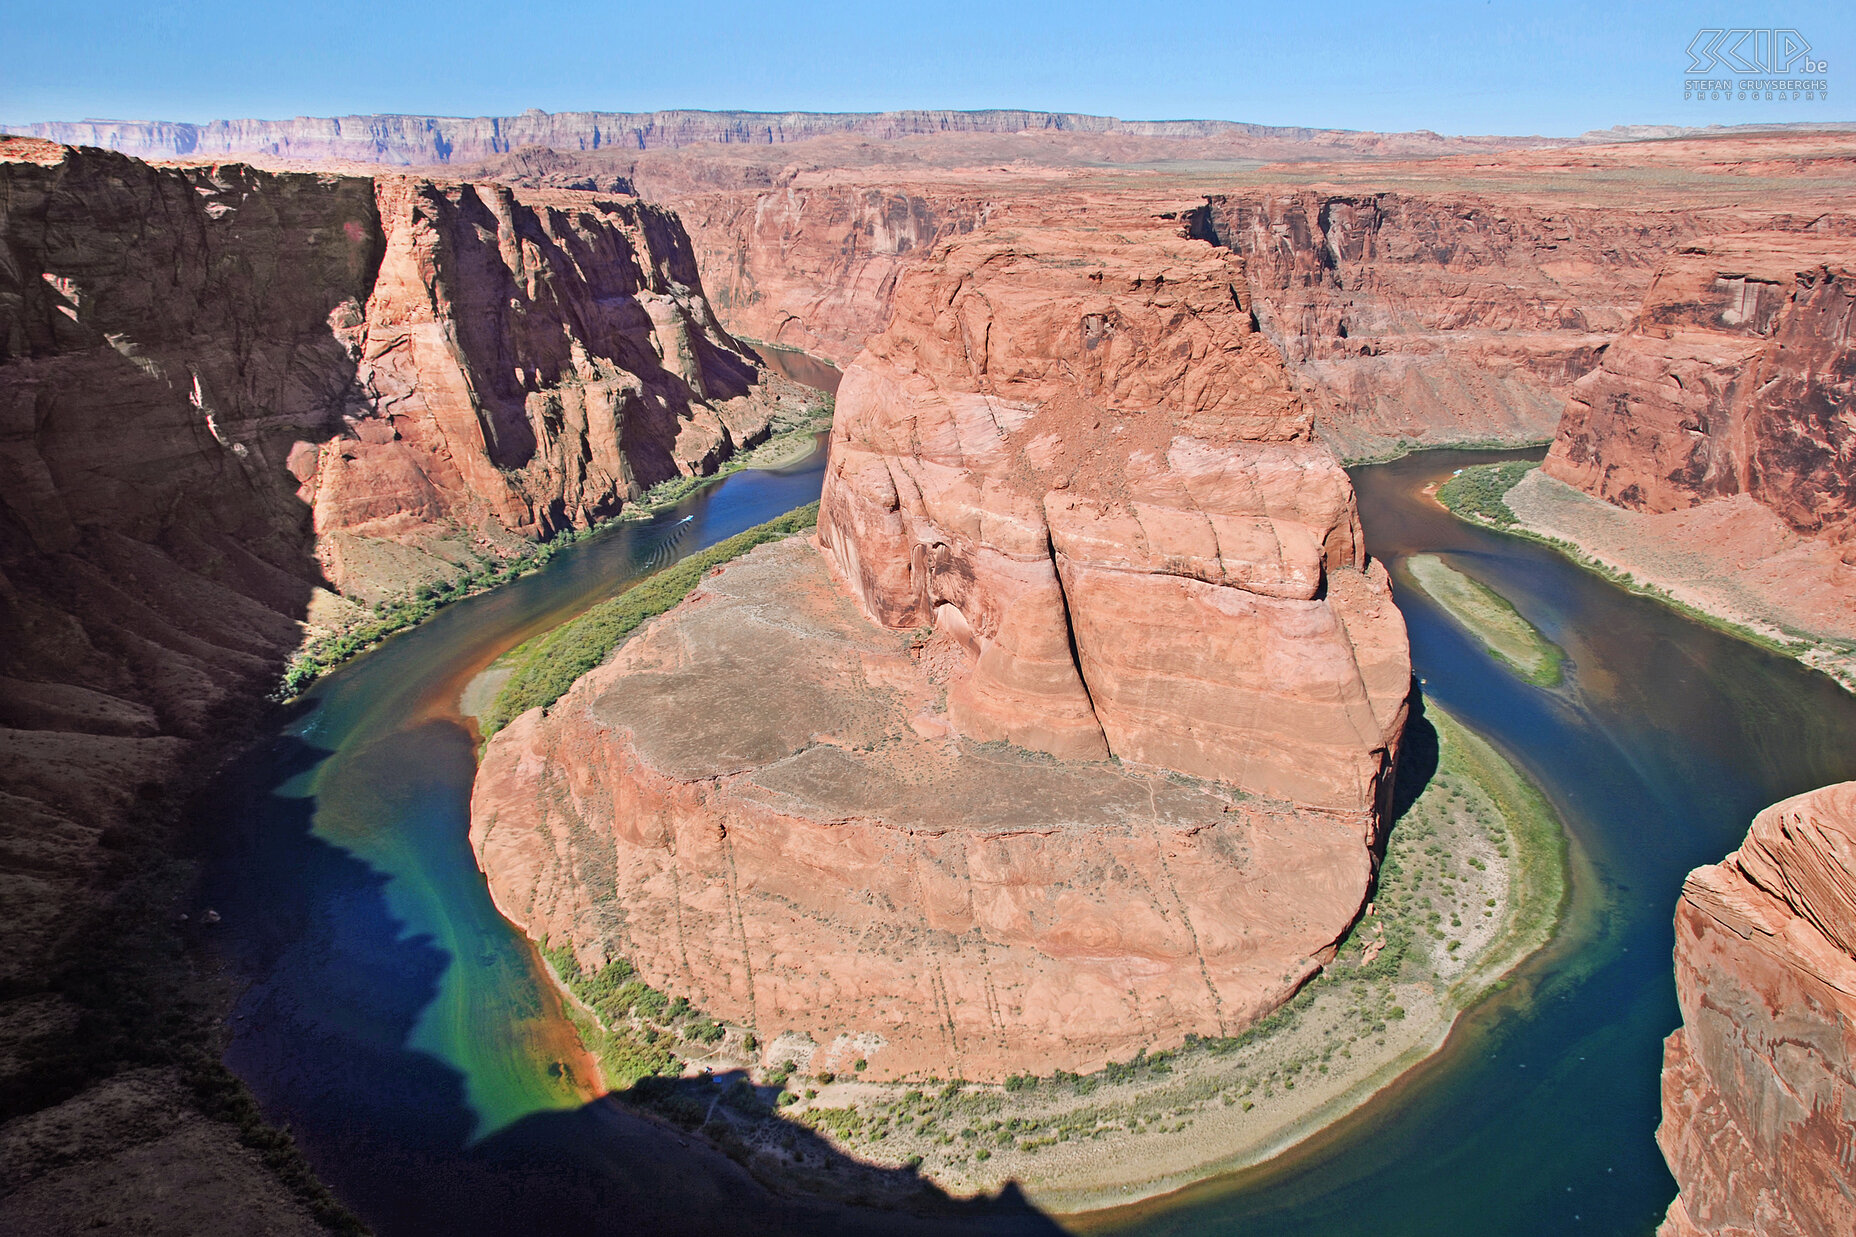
(1545, 234, 1856, 558)
(1658, 782, 1856, 1237)
(0, 136, 787, 1229)
(303, 175, 792, 597)
(472, 538, 1382, 1081)
(472, 209, 1409, 1081)
(817, 216, 1409, 811)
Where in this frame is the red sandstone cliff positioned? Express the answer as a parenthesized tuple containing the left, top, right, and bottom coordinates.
(471, 209, 1409, 1081)
(0, 136, 788, 1223)
(816, 214, 1409, 808)
(1658, 782, 1856, 1237)
(1545, 234, 1856, 558)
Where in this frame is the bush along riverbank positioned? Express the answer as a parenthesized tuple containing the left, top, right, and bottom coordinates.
(523, 702, 1568, 1214)
(1433, 461, 1856, 689)
(479, 504, 820, 737)
(280, 399, 833, 701)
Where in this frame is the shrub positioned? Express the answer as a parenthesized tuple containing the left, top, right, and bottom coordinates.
(1435, 460, 1538, 527)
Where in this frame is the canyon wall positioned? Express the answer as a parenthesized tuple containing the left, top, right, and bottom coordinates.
(1193, 193, 1681, 458)
(642, 182, 1728, 458)
(2, 108, 1571, 167)
(0, 137, 785, 1223)
(1658, 782, 1856, 1237)
(472, 209, 1409, 1081)
(1544, 233, 1856, 557)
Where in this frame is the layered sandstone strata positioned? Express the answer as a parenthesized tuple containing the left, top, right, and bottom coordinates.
(0, 136, 785, 1225)
(1658, 782, 1856, 1237)
(472, 213, 1409, 1080)
(4, 108, 1573, 168)
(1191, 193, 1663, 458)
(816, 218, 1409, 809)
(1544, 234, 1856, 557)
(0, 137, 787, 947)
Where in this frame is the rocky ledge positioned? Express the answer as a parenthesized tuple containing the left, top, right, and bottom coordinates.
(1658, 781, 1856, 1237)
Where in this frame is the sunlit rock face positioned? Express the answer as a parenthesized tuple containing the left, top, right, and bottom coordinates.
(817, 212, 1409, 812)
(1545, 234, 1856, 561)
(1657, 781, 1856, 1237)
(472, 209, 1410, 1083)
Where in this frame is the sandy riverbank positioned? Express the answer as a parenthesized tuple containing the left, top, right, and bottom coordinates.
(1451, 467, 1856, 691)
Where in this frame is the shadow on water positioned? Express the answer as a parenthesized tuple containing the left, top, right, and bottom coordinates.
(203, 731, 1064, 1237)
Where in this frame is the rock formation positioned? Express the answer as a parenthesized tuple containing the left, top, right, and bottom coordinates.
(1545, 233, 1856, 557)
(0, 136, 788, 1226)
(1190, 192, 1667, 459)
(472, 210, 1409, 1081)
(1658, 782, 1856, 1237)
(816, 217, 1409, 807)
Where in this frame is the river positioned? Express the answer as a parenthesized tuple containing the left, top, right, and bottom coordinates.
(200, 431, 1856, 1235)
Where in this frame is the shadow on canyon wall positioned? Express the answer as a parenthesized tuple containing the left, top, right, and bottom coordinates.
(198, 719, 1069, 1237)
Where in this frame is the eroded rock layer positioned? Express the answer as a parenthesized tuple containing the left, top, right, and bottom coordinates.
(473, 211, 1409, 1081)
(0, 137, 787, 969)
(474, 540, 1379, 1081)
(1658, 782, 1856, 1237)
(817, 215, 1410, 811)
(1545, 234, 1856, 558)
(0, 137, 785, 1222)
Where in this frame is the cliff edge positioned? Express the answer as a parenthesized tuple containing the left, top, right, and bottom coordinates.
(1659, 782, 1856, 1237)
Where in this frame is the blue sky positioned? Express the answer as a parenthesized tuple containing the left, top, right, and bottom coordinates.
(2, 1, 1848, 135)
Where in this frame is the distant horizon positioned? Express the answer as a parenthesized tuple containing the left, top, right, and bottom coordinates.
(4, 1, 1849, 137)
(7, 104, 1855, 146)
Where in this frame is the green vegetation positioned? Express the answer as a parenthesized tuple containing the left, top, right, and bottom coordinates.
(630, 396, 833, 513)
(1406, 554, 1566, 686)
(540, 937, 743, 1089)
(280, 522, 612, 698)
(280, 391, 833, 700)
(1434, 459, 1538, 526)
(481, 503, 820, 736)
(1434, 460, 1856, 688)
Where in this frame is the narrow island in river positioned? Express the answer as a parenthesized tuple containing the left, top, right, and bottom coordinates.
(1404, 554, 1565, 687)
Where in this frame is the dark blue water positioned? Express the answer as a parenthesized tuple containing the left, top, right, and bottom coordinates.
(202, 441, 1856, 1236)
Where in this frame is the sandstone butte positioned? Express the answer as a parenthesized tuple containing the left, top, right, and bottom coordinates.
(0, 136, 798, 1223)
(471, 207, 1411, 1082)
(1658, 782, 1856, 1237)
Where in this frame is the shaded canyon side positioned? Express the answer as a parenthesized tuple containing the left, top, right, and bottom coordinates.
(0, 136, 790, 1232)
